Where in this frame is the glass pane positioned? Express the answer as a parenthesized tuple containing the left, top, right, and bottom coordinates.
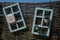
(12, 5, 19, 12)
(45, 11, 51, 16)
(37, 10, 43, 16)
(43, 18, 50, 26)
(35, 18, 42, 25)
(42, 28, 48, 34)
(5, 8, 12, 14)
(17, 21, 24, 28)
(34, 26, 41, 33)
(14, 13, 21, 21)
(10, 22, 17, 30)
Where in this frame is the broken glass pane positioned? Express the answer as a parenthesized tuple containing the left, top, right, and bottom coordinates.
(34, 26, 41, 33)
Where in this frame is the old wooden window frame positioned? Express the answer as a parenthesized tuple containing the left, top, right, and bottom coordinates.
(3, 3, 26, 32)
(32, 7, 53, 36)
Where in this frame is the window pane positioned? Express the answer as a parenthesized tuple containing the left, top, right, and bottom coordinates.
(35, 18, 42, 25)
(42, 28, 48, 34)
(10, 22, 17, 30)
(34, 26, 41, 33)
(14, 13, 21, 21)
(5, 8, 12, 14)
(37, 10, 43, 16)
(12, 5, 19, 12)
(17, 21, 24, 28)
